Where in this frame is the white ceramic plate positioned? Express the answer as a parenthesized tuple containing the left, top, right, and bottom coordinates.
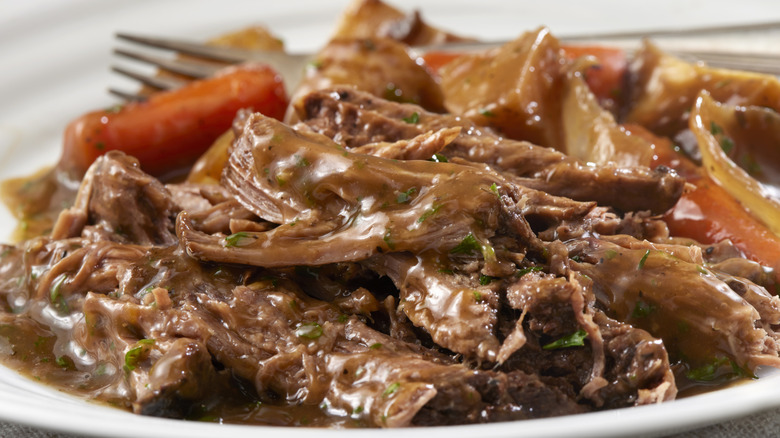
(2, 1, 780, 437)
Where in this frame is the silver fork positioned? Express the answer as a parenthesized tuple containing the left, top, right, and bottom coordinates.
(111, 20, 780, 100)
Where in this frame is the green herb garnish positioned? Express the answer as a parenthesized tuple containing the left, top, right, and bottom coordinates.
(489, 183, 500, 198)
(296, 322, 323, 339)
(686, 357, 729, 382)
(49, 274, 69, 314)
(124, 339, 155, 372)
(383, 229, 395, 250)
(515, 266, 544, 278)
(709, 121, 723, 135)
(478, 275, 496, 285)
(383, 382, 401, 397)
(295, 154, 310, 167)
(396, 187, 417, 203)
(224, 232, 255, 248)
(402, 112, 420, 124)
(631, 299, 656, 318)
(451, 233, 481, 255)
(686, 357, 757, 383)
(429, 153, 448, 163)
(542, 329, 588, 350)
(720, 137, 734, 154)
(417, 204, 441, 223)
(638, 250, 650, 269)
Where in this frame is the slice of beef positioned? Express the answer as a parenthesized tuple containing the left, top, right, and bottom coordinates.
(78, 268, 585, 426)
(181, 112, 550, 269)
(501, 269, 676, 408)
(296, 87, 685, 214)
(363, 252, 502, 362)
(569, 237, 780, 372)
(51, 151, 177, 246)
(593, 311, 676, 408)
(331, 0, 473, 47)
(289, 36, 445, 124)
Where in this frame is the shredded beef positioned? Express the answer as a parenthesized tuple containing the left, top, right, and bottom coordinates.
(2, 89, 778, 429)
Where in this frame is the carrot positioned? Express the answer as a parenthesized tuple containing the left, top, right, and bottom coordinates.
(61, 63, 288, 179)
(420, 51, 462, 73)
(649, 136, 780, 284)
(561, 45, 627, 103)
(664, 177, 780, 284)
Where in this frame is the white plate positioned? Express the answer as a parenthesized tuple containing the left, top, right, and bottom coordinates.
(2, 1, 780, 437)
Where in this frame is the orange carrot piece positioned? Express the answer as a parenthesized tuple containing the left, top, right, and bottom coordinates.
(61, 63, 288, 179)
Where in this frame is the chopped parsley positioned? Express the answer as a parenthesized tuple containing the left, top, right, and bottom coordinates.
(685, 357, 755, 382)
(55, 356, 69, 368)
(383, 382, 401, 397)
(295, 154, 310, 167)
(417, 204, 441, 223)
(709, 121, 735, 154)
(224, 232, 256, 248)
(124, 339, 155, 372)
(709, 121, 723, 135)
(489, 183, 500, 198)
(638, 250, 650, 269)
(472, 291, 483, 302)
(515, 266, 544, 278)
(429, 153, 448, 163)
(542, 329, 588, 350)
(719, 137, 735, 154)
(631, 298, 656, 318)
(383, 229, 396, 250)
(741, 153, 761, 175)
(451, 233, 481, 255)
(396, 187, 417, 204)
(402, 112, 420, 124)
(49, 274, 69, 314)
(479, 108, 495, 117)
(478, 275, 496, 285)
(295, 322, 323, 339)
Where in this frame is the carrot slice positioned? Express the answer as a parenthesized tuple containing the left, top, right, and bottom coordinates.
(649, 136, 780, 284)
(61, 63, 288, 179)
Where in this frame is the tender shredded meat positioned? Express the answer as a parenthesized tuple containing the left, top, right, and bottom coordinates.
(0, 75, 777, 430)
(296, 87, 686, 214)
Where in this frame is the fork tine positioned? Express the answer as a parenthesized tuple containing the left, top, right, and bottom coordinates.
(110, 65, 188, 91)
(108, 88, 147, 102)
(113, 47, 222, 79)
(116, 32, 256, 63)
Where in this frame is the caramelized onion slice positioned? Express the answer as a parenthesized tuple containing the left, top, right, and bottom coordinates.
(691, 91, 780, 237)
